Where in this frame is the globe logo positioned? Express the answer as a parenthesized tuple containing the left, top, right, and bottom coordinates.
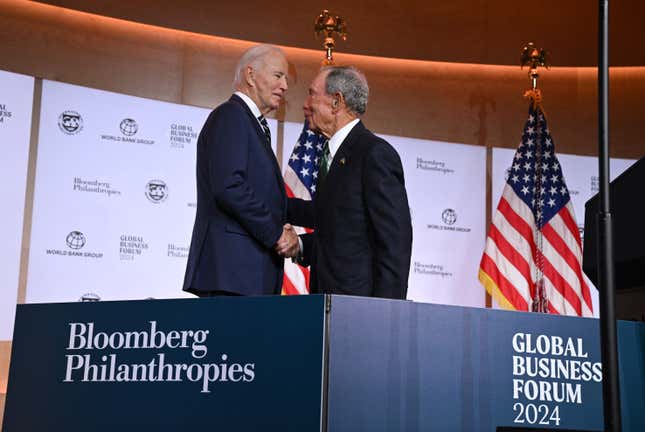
(79, 293, 101, 302)
(58, 111, 83, 135)
(145, 180, 168, 203)
(441, 208, 457, 226)
(119, 118, 138, 136)
(66, 231, 86, 250)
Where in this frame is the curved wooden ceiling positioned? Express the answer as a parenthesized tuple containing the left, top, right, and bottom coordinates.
(36, 0, 644, 67)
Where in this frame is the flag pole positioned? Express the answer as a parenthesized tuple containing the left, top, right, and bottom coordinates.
(315, 10, 347, 66)
(520, 43, 550, 313)
(597, 1, 622, 431)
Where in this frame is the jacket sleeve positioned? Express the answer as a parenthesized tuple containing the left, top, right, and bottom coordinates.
(205, 104, 282, 249)
(363, 141, 413, 299)
(297, 232, 315, 267)
(287, 197, 316, 229)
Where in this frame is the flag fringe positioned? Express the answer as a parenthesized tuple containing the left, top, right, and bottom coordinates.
(479, 269, 517, 311)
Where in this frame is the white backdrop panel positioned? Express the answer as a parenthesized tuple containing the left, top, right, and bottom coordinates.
(27, 80, 225, 302)
(0, 70, 34, 339)
(384, 135, 487, 307)
(492, 147, 637, 316)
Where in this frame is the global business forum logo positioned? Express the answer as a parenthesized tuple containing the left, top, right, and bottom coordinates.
(0, 102, 12, 124)
(58, 110, 84, 135)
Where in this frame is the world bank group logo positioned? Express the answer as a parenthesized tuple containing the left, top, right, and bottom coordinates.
(44, 231, 103, 258)
(441, 208, 457, 226)
(120, 118, 138, 136)
(66, 231, 86, 250)
(58, 110, 84, 135)
(427, 208, 471, 233)
(79, 292, 101, 302)
(145, 180, 168, 203)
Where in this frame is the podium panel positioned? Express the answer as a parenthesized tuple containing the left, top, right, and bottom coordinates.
(3, 295, 644, 431)
(3, 296, 325, 431)
(327, 297, 645, 431)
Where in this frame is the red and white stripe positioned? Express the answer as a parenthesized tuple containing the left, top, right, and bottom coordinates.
(282, 166, 311, 295)
(479, 186, 593, 317)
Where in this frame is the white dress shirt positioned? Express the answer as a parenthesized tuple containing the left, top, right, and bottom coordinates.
(325, 118, 360, 170)
(234, 91, 264, 129)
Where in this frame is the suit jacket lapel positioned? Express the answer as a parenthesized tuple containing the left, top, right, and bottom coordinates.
(320, 121, 364, 197)
(229, 94, 286, 205)
(230, 94, 267, 145)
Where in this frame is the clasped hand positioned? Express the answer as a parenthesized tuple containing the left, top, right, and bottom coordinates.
(274, 224, 299, 258)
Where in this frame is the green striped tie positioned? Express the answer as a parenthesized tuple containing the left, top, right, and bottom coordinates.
(318, 139, 331, 187)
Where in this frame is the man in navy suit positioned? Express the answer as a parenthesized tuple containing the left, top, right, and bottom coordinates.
(280, 66, 413, 299)
(184, 45, 298, 297)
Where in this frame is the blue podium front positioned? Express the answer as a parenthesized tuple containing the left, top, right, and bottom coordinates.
(326, 297, 644, 431)
(3, 295, 644, 431)
(3, 296, 326, 431)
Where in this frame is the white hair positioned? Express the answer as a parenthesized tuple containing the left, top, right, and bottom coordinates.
(323, 66, 369, 115)
(233, 44, 284, 89)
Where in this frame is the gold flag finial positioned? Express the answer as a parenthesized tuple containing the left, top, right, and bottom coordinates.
(315, 10, 347, 65)
(520, 42, 550, 90)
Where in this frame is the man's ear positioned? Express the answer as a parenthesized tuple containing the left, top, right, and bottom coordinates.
(245, 66, 255, 87)
(331, 93, 343, 111)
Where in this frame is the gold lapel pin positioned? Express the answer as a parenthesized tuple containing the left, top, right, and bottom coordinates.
(339, 157, 346, 165)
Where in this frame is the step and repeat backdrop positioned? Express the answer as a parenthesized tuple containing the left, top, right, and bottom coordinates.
(26, 80, 277, 304)
(0, 70, 33, 340)
(381, 135, 487, 307)
(0, 69, 639, 338)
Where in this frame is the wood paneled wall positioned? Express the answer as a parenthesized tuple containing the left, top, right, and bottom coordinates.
(0, 1, 643, 157)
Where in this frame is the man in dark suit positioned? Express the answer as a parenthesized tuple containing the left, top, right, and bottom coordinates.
(280, 66, 412, 299)
(184, 45, 298, 297)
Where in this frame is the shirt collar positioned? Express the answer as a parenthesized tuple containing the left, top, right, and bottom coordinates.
(328, 118, 360, 160)
(234, 91, 262, 119)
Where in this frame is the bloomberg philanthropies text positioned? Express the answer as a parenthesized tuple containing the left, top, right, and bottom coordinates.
(63, 321, 255, 393)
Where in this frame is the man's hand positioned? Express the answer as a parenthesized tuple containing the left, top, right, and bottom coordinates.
(274, 224, 300, 258)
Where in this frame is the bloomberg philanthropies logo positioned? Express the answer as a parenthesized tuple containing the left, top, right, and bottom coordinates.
(63, 321, 255, 393)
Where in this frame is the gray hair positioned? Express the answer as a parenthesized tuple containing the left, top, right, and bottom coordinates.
(233, 44, 284, 88)
(323, 66, 369, 115)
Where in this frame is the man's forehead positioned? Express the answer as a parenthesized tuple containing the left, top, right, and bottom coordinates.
(312, 72, 327, 88)
(262, 52, 286, 65)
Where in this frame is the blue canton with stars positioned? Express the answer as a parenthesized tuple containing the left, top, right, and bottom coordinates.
(288, 120, 327, 198)
(507, 105, 571, 228)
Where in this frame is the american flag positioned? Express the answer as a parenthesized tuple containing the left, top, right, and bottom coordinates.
(479, 101, 593, 316)
(282, 121, 327, 295)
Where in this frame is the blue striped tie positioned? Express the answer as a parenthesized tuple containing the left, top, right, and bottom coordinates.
(257, 115, 271, 147)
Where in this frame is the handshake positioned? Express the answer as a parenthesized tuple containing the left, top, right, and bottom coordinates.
(274, 224, 300, 258)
